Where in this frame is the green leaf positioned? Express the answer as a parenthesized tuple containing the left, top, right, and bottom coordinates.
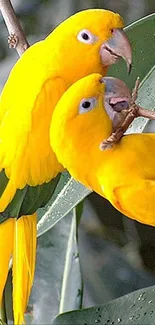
(59, 206, 83, 314)
(52, 285, 155, 325)
(37, 174, 90, 237)
(31, 208, 83, 323)
(31, 213, 73, 323)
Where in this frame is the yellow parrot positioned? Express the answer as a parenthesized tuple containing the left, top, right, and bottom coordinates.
(51, 73, 155, 227)
(0, 9, 132, 324)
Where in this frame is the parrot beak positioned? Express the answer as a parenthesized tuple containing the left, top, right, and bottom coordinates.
(100, 28, 132, 73)
(100, 76, 131, 130)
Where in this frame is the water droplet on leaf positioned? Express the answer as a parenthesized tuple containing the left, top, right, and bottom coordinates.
(138, 292, 145, 301)
(96, 308, 101, 313)
(129, 304, 135, 309)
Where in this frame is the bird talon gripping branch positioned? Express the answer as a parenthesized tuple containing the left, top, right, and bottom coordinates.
(8, 32, 18, 48)
(100, 76, 155, 150)
(100, 105, 138, 151)
(99, 78, 141, 150)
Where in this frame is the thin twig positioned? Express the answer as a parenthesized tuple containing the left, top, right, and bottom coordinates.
(136, 105, 155, 120)
(0, 0, 29, 56)
(128, 77, 155, 120)
(130, 77, 140, 105)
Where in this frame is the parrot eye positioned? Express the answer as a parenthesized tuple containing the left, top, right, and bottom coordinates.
(77, 29, 97, 44)
(79, 97, 96, 114)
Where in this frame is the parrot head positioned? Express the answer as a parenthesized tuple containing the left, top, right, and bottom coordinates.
(46, 9, 132, 84)
(50, 73, 131, 177)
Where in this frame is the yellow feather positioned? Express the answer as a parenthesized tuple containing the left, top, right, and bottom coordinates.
(12, 213, 37, 325)
(0, 218, 15, 304)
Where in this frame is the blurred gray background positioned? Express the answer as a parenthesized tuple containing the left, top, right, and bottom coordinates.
(0, 0, 155, 323)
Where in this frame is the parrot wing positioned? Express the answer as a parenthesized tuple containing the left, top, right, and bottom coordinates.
(0, 45, 66, 212)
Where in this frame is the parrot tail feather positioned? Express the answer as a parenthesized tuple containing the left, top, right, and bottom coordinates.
(12, 213, 37, 325)
(0, 218, 15, 304)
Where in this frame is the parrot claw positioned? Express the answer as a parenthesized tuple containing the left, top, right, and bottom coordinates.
(100, 105, 138, 150)
(100, 77, 141, 150)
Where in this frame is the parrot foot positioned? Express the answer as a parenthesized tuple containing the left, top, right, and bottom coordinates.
(100, 76, 155, 150)
(8, 33, 19, 48)
(100, 77, 141, 150)
(100, 107, 135, 150)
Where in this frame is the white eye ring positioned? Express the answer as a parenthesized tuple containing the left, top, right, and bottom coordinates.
(79, 97, 97, 114)
(77, 29, 98, 44)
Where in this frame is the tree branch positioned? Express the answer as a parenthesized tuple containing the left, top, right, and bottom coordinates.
(0, 0, 29, 56)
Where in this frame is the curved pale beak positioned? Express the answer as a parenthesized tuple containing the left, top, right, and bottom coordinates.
(100, 76, 131, 129)
(100, 28, 132, 74)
